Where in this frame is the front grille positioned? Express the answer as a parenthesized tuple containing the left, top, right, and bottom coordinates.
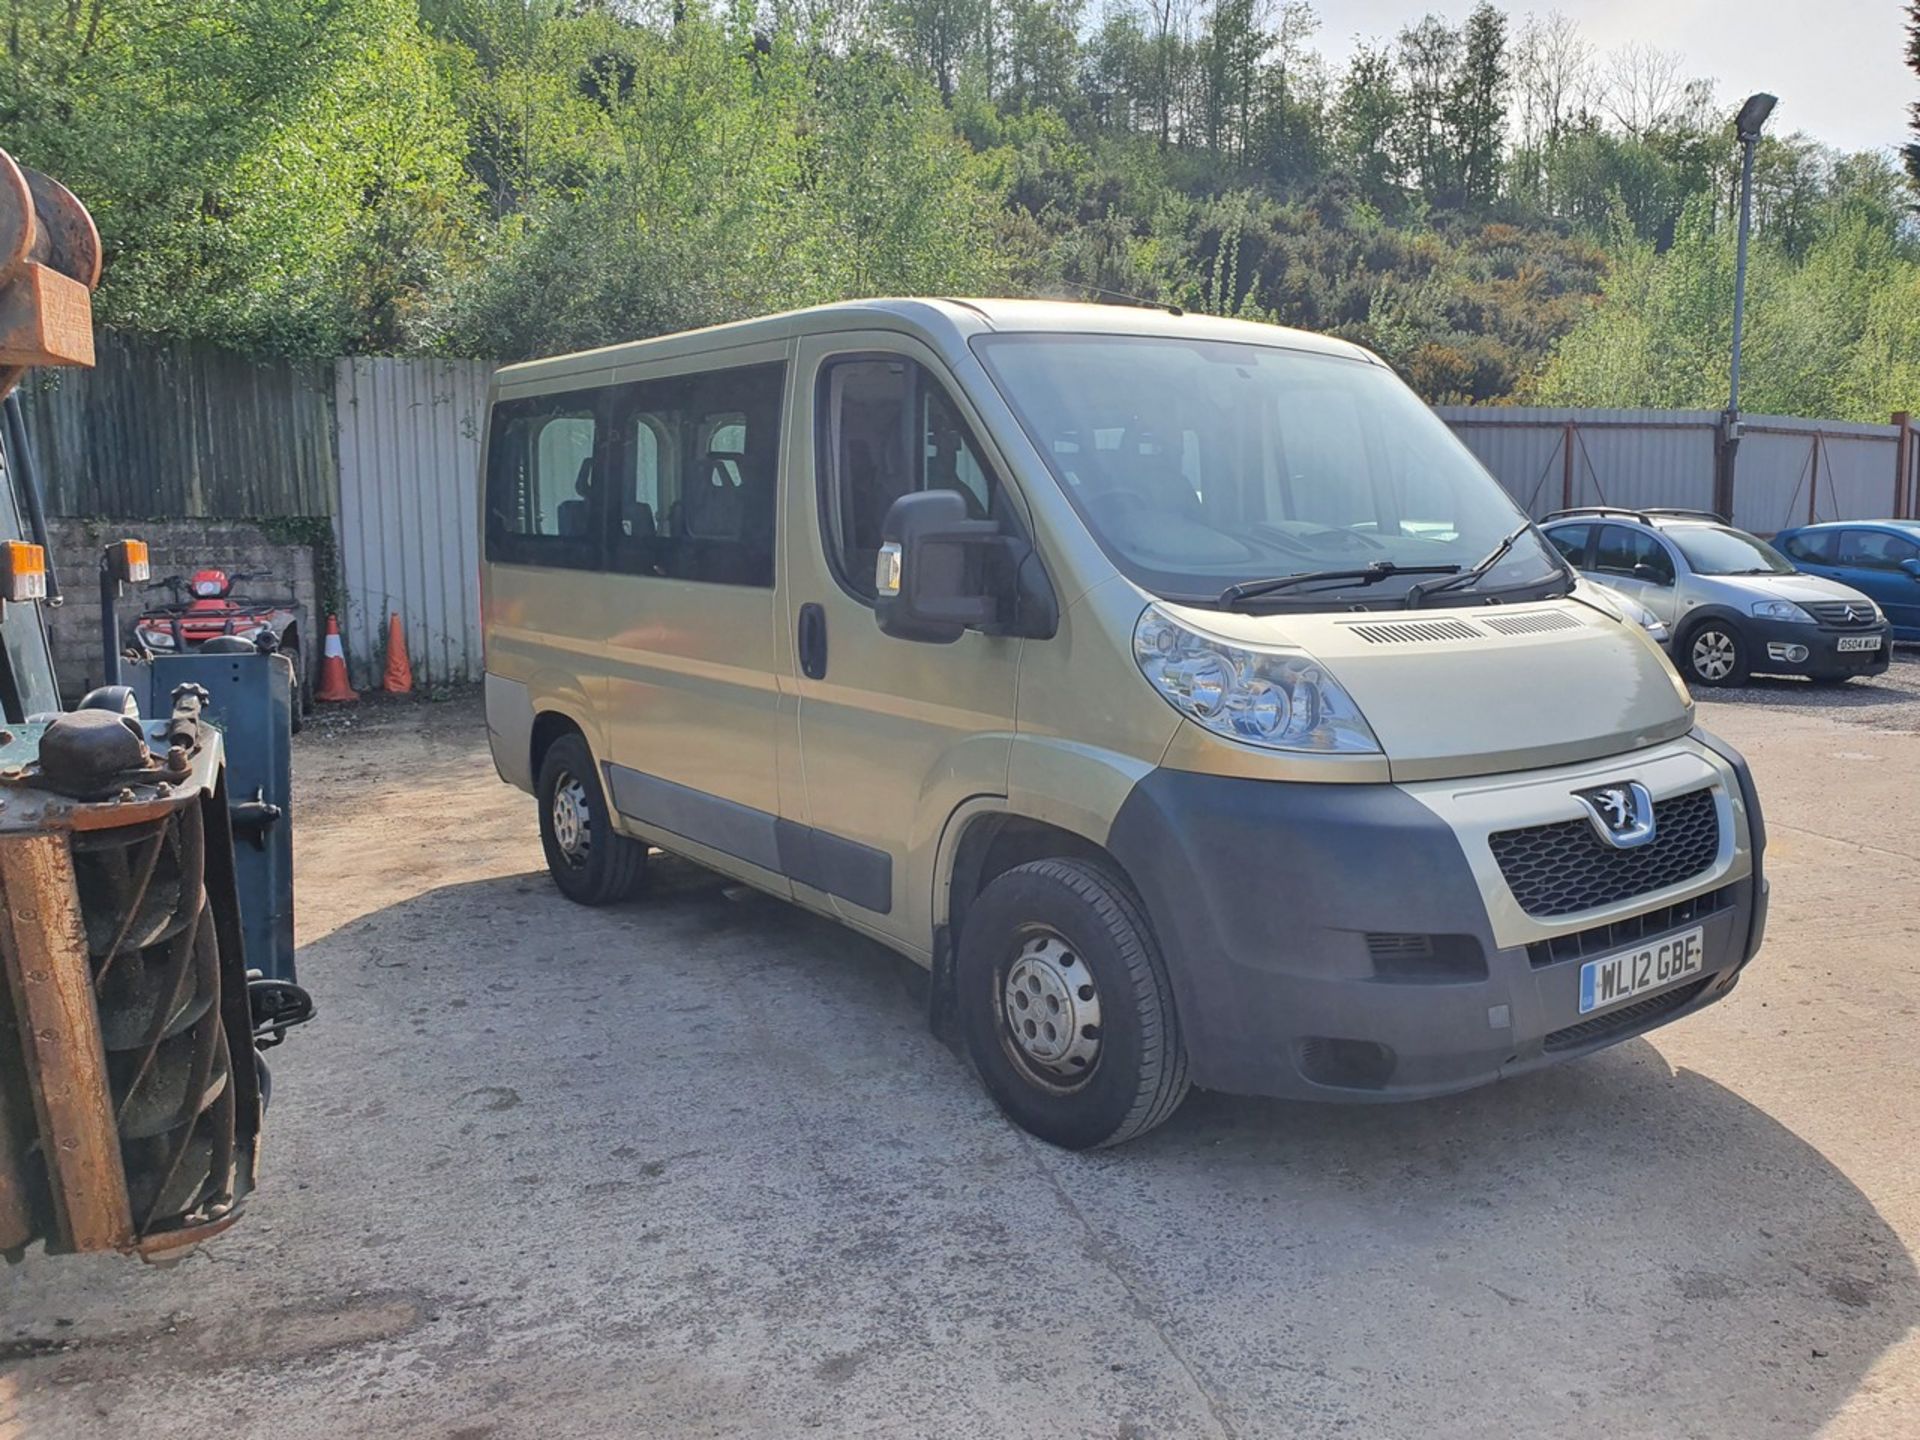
(1543, 977, 1711, 1052)
(1804, 600, 1878, 628)
(1490, 787, 1720, 918)
(1526, 884, 1736, 968)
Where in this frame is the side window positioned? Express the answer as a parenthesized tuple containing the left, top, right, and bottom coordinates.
(1838, 528, 1919, 570)
(820, 357, 1003, 600)
(1593, 526, 1673, 582)
(1591, 525, 1636, 575)
(1782, 531, 1835, 564)
(607, 363, 784, 586)
(1545, 524, 1590, 566)
(1638, 533, 1676, 584)
(484, 389, 604, 570)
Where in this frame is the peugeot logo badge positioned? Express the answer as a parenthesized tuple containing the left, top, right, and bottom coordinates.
(1573, 780, 1657, 849)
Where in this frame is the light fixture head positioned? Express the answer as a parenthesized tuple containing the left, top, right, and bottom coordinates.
(1736, 93, 1777, 141)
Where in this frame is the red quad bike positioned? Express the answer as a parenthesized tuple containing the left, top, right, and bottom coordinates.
(133, 568, 312, 728)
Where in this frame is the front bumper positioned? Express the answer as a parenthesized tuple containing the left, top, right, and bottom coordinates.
(1742, 617, 1891, 678)
(1107, 731, 1766, 1101)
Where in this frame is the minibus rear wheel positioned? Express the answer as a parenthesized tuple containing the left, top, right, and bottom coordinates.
(958, 858, 1190, 1149)
(536, 733, 647, 905)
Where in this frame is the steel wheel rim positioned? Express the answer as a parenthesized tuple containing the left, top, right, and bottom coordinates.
(997, 929, 1102, 1092)
(1691, 630, 1735, 681)
(550, 772, 592, 866)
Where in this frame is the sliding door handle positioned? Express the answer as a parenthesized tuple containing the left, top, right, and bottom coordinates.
(798, 602, 828, 680)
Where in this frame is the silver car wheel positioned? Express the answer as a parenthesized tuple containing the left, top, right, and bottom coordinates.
(1000, 930, 1103, 1088)
(550, 772, 592, 865)
(1690, 629, 1736, 682)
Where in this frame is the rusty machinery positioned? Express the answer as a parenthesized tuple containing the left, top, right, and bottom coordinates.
(0, 145, 309, 1263)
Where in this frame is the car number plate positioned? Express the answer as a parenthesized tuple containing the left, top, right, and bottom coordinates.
(1836, 635, 1880, 652)
(1578, 927, 1705, 1014)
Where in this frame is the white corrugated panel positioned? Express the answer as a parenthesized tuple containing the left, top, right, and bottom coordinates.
(1731, 415, 1902, 533)
(1439, 407, 1909, 532)
(1436, 407, 1720, 518)
(334, 357, 497, 688)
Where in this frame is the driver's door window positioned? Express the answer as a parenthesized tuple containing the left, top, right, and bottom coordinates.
(819, 356, 1003, 600)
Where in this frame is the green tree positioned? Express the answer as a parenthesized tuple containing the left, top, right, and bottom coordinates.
(1334, 42, 1404, 211)
(1447, 2, 1507, 207)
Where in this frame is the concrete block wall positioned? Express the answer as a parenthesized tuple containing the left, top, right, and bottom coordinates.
(42, 519, 317, 701)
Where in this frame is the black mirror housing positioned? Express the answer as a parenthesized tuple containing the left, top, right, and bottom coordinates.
(872, 490, 1058, 644)
(874, 490, 1002, 643)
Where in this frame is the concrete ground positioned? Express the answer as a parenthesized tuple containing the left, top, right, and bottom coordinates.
(5, 657, 1920, 1440)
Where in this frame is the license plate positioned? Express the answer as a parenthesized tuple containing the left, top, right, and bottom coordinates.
(1836, 635, 1880, 653)
(1578, 927, 1705, 1014)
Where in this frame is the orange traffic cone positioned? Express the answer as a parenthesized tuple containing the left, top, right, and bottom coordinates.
(315, 614, 358, 703)
(382, 612, 413, 695)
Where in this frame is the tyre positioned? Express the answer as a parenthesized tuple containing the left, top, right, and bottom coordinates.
(1682, 620, 1749, 687)
(957, 858, 1189, 1149)
(536, 733, 647, 905)
(284, 629, 313, 716)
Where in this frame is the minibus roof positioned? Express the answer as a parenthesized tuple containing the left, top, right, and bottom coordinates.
(491, 298, 1378, 390)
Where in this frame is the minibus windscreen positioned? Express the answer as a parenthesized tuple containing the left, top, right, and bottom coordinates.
(975, 334, 1569, 608)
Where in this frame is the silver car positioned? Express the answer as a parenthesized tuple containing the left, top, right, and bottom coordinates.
(1540, 508, 1892, 688)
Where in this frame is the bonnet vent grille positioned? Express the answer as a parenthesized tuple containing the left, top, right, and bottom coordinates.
(1346, 618, 1484, 645)
(1479, 611, 1584, 636)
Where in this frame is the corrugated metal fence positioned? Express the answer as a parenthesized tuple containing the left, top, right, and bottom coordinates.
(333, 357, 496, 689)
(14, 332, 336, 516)
(1434, 406, 1920, 533)
(20, 337, 1920, 690)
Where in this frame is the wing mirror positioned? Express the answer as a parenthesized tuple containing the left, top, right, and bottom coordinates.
(1901, 557, 1920, 581)
(874, 490, 1056, 644)
(1631, 562, 1669, 585)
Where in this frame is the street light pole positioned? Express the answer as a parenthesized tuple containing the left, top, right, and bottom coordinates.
(1719, 92, 1776, 519)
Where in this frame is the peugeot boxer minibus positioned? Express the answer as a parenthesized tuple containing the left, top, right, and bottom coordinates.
(480, 299, 1767, 1149)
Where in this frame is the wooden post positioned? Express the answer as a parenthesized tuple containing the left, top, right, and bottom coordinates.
(0, 834, 133, 1253)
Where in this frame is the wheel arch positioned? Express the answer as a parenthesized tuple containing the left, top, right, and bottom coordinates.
(531, 709, 589, 781)
(1675, 604, 1749, 649)
(941, 809, 1124, 942)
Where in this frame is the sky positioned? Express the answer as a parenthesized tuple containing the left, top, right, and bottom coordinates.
(1313, 0, 1914, 155)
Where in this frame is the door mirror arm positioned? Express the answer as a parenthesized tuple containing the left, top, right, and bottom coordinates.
(874, 490, 1055, 643)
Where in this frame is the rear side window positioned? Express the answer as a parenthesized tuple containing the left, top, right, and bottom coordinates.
(819, 357, 1004, 600)
(1544, 524, 1590, 566)
(1781, 531, 1836, 564)
(1838, 528, 1920, 570)
(484, 388, 605, 570)
(608, 362, 784, 587)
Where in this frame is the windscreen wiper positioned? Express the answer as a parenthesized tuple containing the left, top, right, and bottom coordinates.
(1404, 522, 1544, 608)
(1219, 560, 1459, 609)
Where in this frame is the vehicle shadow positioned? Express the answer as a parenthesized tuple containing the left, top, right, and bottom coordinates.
(6, 857, 1909, 1440)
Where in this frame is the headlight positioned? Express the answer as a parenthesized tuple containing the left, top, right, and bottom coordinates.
(138, 628, 175, 650)
(1751, 599, 1814, 624)
(1133, 605, 1381, 754)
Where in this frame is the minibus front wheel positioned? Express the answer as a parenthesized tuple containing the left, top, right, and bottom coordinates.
(535, 733, 648, 905)
(958, 859, 1190, 1149)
